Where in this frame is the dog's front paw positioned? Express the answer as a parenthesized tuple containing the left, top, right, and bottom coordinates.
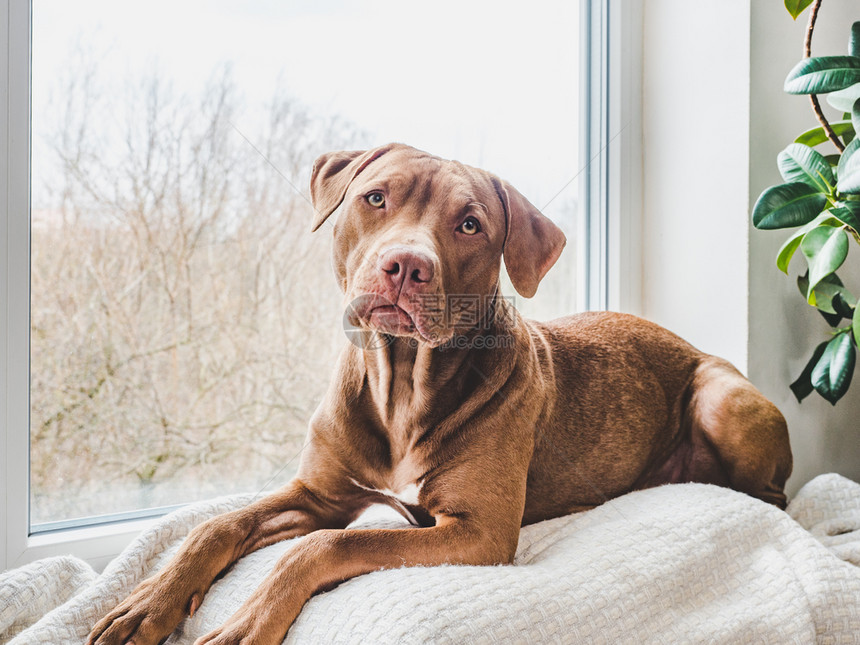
(87, 573, 203, 645)
(193, 585, 299, 645)
(193, 610, 280, 645)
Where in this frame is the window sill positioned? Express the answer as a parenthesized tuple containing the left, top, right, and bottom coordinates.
(11, 516, 159, 574)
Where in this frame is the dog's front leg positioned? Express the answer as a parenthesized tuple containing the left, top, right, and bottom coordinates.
(87, 478, 355, 645)
(194, 517, 519, 645)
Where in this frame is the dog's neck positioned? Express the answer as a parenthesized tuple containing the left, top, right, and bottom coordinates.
(363, 335, 473, 432)
(360, 296, 518, 446)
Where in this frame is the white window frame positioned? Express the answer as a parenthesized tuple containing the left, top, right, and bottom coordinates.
(1, 0, 642, 572)
(580, 0, 643, 313)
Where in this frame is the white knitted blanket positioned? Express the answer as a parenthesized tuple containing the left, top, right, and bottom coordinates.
(3, 474, 860, 644)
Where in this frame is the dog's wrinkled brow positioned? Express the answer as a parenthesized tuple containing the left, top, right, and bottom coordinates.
(359, 170, 422, 201)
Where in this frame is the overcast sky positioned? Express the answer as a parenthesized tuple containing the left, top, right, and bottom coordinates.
(32, 0, 580, 214)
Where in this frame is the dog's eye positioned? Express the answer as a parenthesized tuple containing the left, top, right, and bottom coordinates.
(366, 192, 386, 208)
(458, 216, 481, 236)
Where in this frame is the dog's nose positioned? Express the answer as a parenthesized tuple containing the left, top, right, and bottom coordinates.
(377, 246, 436, 287)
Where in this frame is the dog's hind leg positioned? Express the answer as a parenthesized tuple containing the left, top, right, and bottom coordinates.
(686, 357, 793, 509)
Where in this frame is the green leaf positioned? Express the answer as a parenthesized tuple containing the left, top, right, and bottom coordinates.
(852, 22, 860, 58)
(854, 299, 860, 346)
(797, 271, 809, 299)
(838, 137, 860, 175)
(777, 235, 804, 274)
(752, 182, 828, 229)
(811, 332, 857, 405)
(837, 137, 860, 194)
(791, 341, 829, 402)
(785, 56, 860, 94)
(797, 269, 844, 327)
(785, 0, 814, 20)
(795, 121, 856, 147)
(778, 143, 835, 192)
(831, 203, 860, 232)
(820, 309, 846, 327)
(854, 98, 860, 142)
(775, 211, 843, 273)
(798, 273, 854, 325)
(832, 291, 856, 319)
(827, 82, 860, 112)
(801, 226, 850, 299)
(807, 273, 855, 315)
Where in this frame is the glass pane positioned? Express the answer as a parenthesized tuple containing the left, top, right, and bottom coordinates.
(30, 0, 581, 528)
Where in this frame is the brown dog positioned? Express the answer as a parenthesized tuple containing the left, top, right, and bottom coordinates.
(88, 143, 792, 645)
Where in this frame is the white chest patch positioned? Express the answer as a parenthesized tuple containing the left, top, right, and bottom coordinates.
(380, 482, 421, 506)
(350, 478, 423, 506)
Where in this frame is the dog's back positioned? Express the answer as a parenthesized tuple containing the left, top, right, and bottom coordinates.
(521, 311, 791, 522)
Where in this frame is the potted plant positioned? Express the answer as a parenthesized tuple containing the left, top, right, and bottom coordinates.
(752, 0, 860, 404)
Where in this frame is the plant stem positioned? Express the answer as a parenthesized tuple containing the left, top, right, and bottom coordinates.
(805, 0, 846, 153)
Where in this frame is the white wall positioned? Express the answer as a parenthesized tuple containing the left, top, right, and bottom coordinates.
(642, 0, 860, 496)
(641, 0, 751, 372)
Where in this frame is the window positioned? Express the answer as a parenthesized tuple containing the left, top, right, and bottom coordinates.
(2, 0, 640, 569)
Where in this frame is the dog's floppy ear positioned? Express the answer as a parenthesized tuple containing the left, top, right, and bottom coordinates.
(493, 177, 566, 298)
(309, 145, 395, 232)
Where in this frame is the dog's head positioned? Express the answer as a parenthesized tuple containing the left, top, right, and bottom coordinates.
(310, 143, 566, 347)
